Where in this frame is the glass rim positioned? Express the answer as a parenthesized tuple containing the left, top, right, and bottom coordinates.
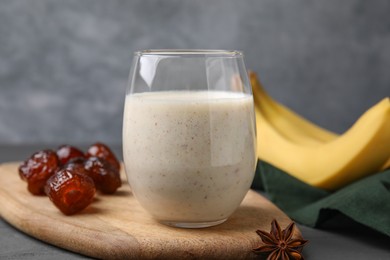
(134, 49, 243, 57)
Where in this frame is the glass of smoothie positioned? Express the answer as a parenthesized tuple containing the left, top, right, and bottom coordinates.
(123, 50, 256, 228)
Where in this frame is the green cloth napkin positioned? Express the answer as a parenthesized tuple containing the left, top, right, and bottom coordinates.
(252, 161, 390, 237)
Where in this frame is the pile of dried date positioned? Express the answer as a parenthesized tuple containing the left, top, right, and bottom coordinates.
(18, 143, 121, 215)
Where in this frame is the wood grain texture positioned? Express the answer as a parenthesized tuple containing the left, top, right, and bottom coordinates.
(0, 162, 301, 259)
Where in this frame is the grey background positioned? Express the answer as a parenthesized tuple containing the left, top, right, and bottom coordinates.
(0, 0, 389, 144)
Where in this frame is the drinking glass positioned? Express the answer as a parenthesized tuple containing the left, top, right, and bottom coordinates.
(123, 50, 256, 228)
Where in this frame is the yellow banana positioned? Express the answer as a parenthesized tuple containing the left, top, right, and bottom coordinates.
(249, 72, 338, 146)
(255, 97, 390, 190)
(249, 71, 390, 173)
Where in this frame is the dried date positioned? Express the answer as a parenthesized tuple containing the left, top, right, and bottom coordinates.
(19, 150, 59, 195)
(45, 168, 96, 215)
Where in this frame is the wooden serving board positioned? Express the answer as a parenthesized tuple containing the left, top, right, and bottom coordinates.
(0, 162, 301, 259)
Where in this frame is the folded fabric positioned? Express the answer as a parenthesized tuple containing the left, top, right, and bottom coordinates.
(251, 161, 390, 237)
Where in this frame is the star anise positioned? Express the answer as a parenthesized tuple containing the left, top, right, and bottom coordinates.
(253, 219, 308, 260)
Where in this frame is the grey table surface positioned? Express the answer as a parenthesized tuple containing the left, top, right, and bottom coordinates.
(0, 144, 389, 260)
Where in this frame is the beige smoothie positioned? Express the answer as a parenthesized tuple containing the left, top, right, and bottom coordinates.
(123, 90, 256, 224)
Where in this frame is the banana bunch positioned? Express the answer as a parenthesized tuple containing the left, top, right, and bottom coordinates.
(249, 72, 390, 190)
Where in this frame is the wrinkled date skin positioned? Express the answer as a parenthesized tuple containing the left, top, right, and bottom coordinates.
(84, 157, 122, 194)
(63, 157, 88, 175)
(45, 169, 96, 215)
(18, 150, 59, 195)
(86, 143, 120, 171)
(20, 143, 121, 215)
(56, 145, 85, 165)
